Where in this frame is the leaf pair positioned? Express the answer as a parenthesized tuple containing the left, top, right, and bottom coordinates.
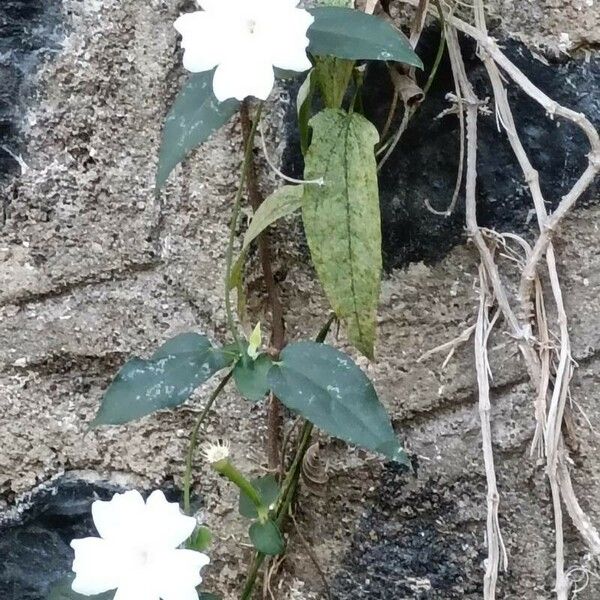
(94, 333, 407, 464)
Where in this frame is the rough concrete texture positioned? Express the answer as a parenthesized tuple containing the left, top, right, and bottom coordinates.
(385, 0, 600, 54)
(1, 0, 600, 599)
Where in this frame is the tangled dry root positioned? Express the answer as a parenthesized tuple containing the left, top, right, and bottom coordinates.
(397, 0, 600, 597)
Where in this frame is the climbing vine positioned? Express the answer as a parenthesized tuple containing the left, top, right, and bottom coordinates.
(51, 3, 423, 600)
(48, 0, 600, 599)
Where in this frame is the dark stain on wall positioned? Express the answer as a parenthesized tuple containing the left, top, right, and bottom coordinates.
(281, 30, 600, 271)
(0, 0, 64, 190)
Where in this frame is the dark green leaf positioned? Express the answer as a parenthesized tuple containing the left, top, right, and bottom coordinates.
(156, 71, 239, 189)
(188, 526, 213, 552)
(48, 575, 114, 600)
(308, 7, 422, 68)
(239, 475, 280, 519)
(267, 341, 409, 464)
(274, 67, 305, 80)
(233, 354, 274, 402)
(93, 333, 235, 425)
(303, 109, 381, 358)
(249, 519, 285, 555)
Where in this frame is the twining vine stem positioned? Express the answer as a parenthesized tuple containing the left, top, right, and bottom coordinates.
(224, 101, 264, 352)
(184, 101, 264, 514)
(183, 371, 233, 514)
(240, 315, 336, 600)
(239, 101, 286, 471)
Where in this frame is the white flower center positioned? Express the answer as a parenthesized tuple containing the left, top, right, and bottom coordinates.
(132, 548, 151, 569)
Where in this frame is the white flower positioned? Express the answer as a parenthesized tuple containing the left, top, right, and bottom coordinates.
(70, 490, 209, 600)
(174, 0, 315, 102)
(201, 440, 231, 464)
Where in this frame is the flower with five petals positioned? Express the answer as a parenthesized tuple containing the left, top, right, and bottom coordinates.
(70, 490, 209, 600)
(174, 0, 315, 102)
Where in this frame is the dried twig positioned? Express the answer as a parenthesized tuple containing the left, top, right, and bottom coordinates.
(396, 0, 600, 596)
(417, 323, 476, 366)
(448, 25, 507, 595)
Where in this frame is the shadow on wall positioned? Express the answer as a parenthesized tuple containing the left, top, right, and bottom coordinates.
(0, 0, 64, 189)
(330, 464, 486, 599)
(282, 28, 600, 271)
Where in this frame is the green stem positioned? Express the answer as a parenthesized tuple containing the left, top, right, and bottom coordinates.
(239, 316, 336, 599)
(212, 459, 267, 519)
(240, 552, 265, 600)
(275, 422, 314, 522)
(240, 422, 314, 600)
(183, 371, 233, 514)
(224, 101, 264, 350)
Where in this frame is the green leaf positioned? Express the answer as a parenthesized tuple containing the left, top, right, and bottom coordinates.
(230, 186, 303, 288)
(233, 354, 273, 402)
(188, 526, 213, 552)
(241, 186, 304, 260)
(308, 7, 422, 68)
(156, 71, 239, 189)
(247, 322, 262, 360)
(48, 576, 114, 600)
(274, 68, 305, 80)
(267, 341, 409, 464)
(249, 519, 285, 555)
(303, 109, 381, 358)
(314, 56, 355, 110)
(239, 475, 280, 519)
(297, 69, 316, 154)
(93, 333, 236, 425)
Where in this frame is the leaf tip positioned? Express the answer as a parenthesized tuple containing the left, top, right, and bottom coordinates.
(412, 55, 425, 70)
(392, 447, 412, 468)
(353, 336, 375, 361)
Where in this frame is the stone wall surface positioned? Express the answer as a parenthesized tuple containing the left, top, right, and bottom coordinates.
(1, 1, 600, 599)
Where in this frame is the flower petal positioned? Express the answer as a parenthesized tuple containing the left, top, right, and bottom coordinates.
(213, 58, 275, 101)
(144, 490, 197, 549)
(271, 43, 312, 73)
(261, 8, 314, 72)
(113, 575, 160, 600)
(153, 549, 210, 600)
(70, 538, 123, 595)
(160, 585, 201, 600)
(174, 12, 230, 73)
(92, 490, 146, 543)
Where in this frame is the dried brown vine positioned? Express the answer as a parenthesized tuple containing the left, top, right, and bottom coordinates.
(397, 0, 600, 596)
